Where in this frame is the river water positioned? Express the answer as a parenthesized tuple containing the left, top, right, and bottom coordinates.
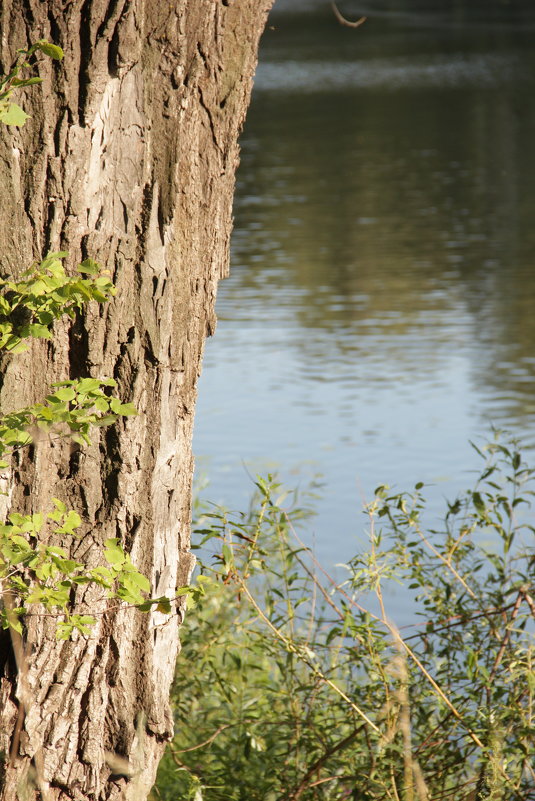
(193, 0, 535, 573)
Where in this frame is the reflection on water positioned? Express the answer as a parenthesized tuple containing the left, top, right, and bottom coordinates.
(255, 52, 518, 92)
(193, 1, 535, 570)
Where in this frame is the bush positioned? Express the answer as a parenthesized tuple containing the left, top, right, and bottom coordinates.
(154, 438, 534, 801)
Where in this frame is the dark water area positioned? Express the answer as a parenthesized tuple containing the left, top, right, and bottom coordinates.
(193, 0, 535, 588)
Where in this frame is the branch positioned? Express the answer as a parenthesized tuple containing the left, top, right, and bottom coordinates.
(331, 2, 367, 29)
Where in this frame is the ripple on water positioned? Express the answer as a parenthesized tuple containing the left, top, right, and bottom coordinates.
(253, 53, 519, 93)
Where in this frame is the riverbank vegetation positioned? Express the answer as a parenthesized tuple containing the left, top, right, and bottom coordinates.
(154, 438, 534, 801)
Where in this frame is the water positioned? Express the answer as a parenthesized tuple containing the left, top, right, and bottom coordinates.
(193, 1, 535, 574)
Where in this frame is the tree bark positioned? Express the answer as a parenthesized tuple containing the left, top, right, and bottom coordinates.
(0, 1, 273, 798)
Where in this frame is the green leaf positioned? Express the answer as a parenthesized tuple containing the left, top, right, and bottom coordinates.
(89, 566, 114, 586)
(116, 402, 137, 417)
(52, 386, 76, 402)
(30, 513, 44, 532)
(32, 407, 51, 425)
(35, 561, 56, 581)
(175, 585, 194, 597)
(50, 556, 79, 574)
(104, 538, 126, 567)
(0, 296, 13, 314)
(472, 492, 486, 516)
(51, 498, 67, 516)
(115, 576, 145, 604)
(2, 429, 32, 447)
(42, 250, 69, 262)
(35, 311, 54, 326)
(156, 597, 172, 614)
(34, 41, 64, 60)
(221, 543, 234, 566)
(109, 398, 137, 416)
(94, 415, 118, 427)
(73, 615, 96, 633)
(6, 340, 27, 353)
(125, 570, 150, 593)
(92, 397, 109, 412)
(56, 509, 82, 534)
(27, 323, 52, 339)
(71, 432, 91, 446)
(56, 622, 74, 640)
(75, 377, 106, 394)
(7, 615, 23, 635)
(10, 534, 32, 550)
(136, 600, 154, 612)
(77, 259, 101, 275)
(0, 102, 29, 126)
(11, 76, 43, 87)
(45, 545, 68, 558)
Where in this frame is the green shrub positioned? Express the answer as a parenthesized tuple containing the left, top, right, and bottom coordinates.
(155, 439, 534, 801)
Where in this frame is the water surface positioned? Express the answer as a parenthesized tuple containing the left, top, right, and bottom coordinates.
(193, 1, 535, 573)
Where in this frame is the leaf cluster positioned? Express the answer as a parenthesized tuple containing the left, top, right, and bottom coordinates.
(0, 377, 137, 463)
(0, 500, 151, 640)
(0, 252, 115, 353)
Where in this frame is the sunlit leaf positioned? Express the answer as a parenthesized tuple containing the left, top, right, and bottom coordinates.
(0, 102, 29, 126)
(34, 40, 64, 60)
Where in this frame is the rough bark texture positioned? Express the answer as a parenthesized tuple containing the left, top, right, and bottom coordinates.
(0, 1, 273, 798)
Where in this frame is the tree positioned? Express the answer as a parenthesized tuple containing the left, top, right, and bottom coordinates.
(0, 1, 273, 798)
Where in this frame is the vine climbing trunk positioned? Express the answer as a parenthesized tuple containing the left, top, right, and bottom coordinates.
(0, 1, 273, 799)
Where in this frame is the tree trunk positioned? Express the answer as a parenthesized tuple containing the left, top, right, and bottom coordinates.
(0, 1, 273, 798)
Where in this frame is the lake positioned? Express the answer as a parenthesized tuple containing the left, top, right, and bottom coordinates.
(193, 0, 535, 577)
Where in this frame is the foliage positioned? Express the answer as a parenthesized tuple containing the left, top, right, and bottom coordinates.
(0, 39, 63, 127)
(154, 440, 534, 801)
(0, 255, 151, 639)
(0, 251, 115, 353)
(0, 503, 150, 640)
(0, 376, 136, 458)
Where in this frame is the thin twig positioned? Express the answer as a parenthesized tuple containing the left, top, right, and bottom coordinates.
(280, 725, 365, 801)
(286, 517, 491, 751)
(171, 724, 236, 753)
(171, 718, 286, 754)
(288, 517, 517, 642)
(523, 589, 535, 617)
(402, 602, 517, 641)
(401, 516, 477, 600)
(331, 2, 367, 28)
(486, 590, 524, 697)
(237, 576, 382, 735)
